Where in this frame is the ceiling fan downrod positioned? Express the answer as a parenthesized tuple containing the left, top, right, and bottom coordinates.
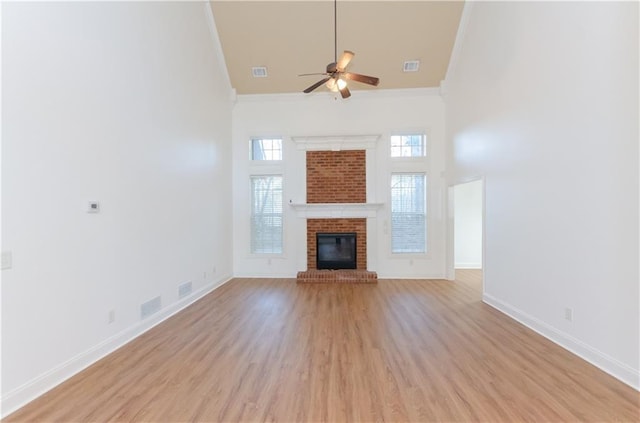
(299, 0, 380, 98)
(334, 0, 337, 64)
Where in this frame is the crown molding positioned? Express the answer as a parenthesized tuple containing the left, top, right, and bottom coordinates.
(236, 87, 441, 103)
(204, 2, 233, 96)
(442, 1, 475, 90)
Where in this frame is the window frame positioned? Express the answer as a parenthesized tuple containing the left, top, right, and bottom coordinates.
(388, 172, 428, 256)
(249, 174, 284, 256)
(250, 137, 283, 162)
(390, 133, 427, 159)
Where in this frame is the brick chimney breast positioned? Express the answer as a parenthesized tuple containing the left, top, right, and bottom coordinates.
(305, 150, 368, 270)
(306, 150, 366, 204)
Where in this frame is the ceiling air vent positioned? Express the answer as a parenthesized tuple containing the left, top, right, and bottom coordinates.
(251, 66, 268, 78)
(403, 60, 420, 72)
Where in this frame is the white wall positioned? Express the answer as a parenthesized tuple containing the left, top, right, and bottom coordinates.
(454, 179, 482, 269)
(445, 2, 639, 388)
(1, 2, 234, 415)
(232, 90, 447, 278)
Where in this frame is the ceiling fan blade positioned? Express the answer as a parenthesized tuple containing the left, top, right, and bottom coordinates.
(339, 85, 351, 99)
(303, 77, 331, 93)
(343, 72, 380, 86)
(298, 72, 329, 77)
(336, 50, 354, 71)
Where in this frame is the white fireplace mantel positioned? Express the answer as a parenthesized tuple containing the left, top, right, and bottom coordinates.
(291, 135, 380, 151)
(289, 202, 383, 219)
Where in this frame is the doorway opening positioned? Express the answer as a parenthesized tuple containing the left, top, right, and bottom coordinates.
(450, 179, 484, 289)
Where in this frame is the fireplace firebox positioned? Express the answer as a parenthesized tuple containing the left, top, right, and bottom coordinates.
(316, 232, 357, 270)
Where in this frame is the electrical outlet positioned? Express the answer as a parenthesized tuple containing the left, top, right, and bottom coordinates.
(564, 307, 573, 322)
(87, 201, 100, 213)
(108, 310, 115, 324)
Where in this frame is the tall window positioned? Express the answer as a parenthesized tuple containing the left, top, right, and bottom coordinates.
(251, 176, 283, 254)
(391, 173, 426, 253)
(390, 134, 426, 157)
(251, 138, 282, 161)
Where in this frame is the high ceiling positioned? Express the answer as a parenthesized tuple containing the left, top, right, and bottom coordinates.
(210, 1, 465, 95)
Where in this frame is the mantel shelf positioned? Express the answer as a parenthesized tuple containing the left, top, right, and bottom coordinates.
(289, 202, 383, 219)
(291, 135, 380, 151)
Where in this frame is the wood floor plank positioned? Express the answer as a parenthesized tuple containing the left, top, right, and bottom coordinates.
(5, 271, 639, 422)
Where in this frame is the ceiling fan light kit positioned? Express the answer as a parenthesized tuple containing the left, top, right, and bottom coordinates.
(325, 77, 347, 92)
(300, 0, 379, 99)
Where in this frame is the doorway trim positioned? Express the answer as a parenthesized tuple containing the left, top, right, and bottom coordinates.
(446, 177, 486, 289)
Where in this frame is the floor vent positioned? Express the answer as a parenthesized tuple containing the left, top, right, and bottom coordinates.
(140, 296, 161, 319)
(178, 281, 192, 299)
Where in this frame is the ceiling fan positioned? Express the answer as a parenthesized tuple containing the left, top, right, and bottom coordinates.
(300, 0, 380, 99)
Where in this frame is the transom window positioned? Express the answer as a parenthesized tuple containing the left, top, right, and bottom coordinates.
(390, 134, 426, 158)
(390, 173, 426, 253)
(251, 138, 282, 161)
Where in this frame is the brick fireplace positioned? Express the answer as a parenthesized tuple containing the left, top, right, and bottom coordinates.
(307, 218, 366, 270)
(296, 148, 378, 283)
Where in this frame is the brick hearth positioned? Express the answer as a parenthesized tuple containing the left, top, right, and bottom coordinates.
(296, 269, 378, 284)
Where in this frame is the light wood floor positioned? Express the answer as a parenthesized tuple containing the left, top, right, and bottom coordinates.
(5, 270, 639, 422)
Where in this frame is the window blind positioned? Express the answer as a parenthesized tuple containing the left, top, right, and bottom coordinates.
(391, 173, 426, 253)
(251, 175, 283, 254)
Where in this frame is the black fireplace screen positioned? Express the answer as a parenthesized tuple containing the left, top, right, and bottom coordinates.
(316, 232, 357, 269)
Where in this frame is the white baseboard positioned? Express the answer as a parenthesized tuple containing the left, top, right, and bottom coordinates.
(0, 274, 233, 418)
(374, 272, 447, 280)
(233, 272, 297, 278)
(455, 263, 482, 269)
(483, 293, 639, 391)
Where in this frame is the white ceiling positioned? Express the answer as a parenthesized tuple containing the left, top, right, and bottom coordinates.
(210, 1, 465, 95)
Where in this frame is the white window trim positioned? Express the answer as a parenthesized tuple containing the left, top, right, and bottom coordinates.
(247, 135, 287, 258)
(389, 130, 429, 162)
(250, 136, 284, 161)
(387, 172, 429, 258)
(249, 174, 285, 257)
